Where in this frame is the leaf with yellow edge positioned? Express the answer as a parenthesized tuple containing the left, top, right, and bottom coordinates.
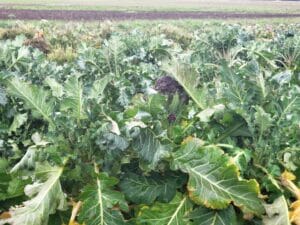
(171, 137, 264, 215)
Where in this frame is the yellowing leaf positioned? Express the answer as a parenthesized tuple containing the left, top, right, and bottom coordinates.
(281, 171, 300, 225)
(281, 171, 300, 200)
(282, 171, 296, 181)
(0, 212, 11, 220)
(290, 200, 300, 225)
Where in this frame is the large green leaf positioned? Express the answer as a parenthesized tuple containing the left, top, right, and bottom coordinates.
(254, 106, 273, 140)
(171, 138, 264, 215)
(45, 77, 64, 98)
(165, 62, 207, 109)
(0, 163, 66, 225)
(136, 193, 193, 225)
(189, 206, 237, 225)
(6, 77, 55, 126)
(88, 76, 111, 102)
(119, 171, 181, 204)
(78, 172, 128, 225)
(61, 76, 86, 120)
(132, 129, 169, 170)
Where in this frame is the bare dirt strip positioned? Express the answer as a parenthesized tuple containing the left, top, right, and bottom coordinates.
(0, 9, 300, 21)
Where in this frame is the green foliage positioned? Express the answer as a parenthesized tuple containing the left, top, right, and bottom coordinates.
(0, 22, 299, 225)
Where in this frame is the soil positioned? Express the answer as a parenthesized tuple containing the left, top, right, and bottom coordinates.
(0, 9, 300, 21)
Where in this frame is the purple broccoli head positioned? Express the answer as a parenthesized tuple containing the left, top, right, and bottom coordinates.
(155, 75, 189, 104)
(168, 113, 177, 123)
(155, 76, 182, 95)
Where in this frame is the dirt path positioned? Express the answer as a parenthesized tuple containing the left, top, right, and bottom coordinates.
(0, 9, 300, 21)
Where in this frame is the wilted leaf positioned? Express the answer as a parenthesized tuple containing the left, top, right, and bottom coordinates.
(263, 196, 290, 225)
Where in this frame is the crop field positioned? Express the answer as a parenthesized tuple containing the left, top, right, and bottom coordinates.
(1, 0, 300, 21)
(0, 20, 299, 225)
(2, 0, 300, 13)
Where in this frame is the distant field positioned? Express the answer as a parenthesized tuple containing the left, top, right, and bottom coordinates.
(1, 0, 300, 13)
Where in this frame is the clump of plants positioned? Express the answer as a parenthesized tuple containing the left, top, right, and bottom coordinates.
(0, 22, 299, 225)
(47, 46, 77, 64)
(157, 24, 192, 49)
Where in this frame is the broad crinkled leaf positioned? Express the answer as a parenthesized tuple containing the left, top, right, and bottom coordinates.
(88, 76, 111, 102)
(272, 70, 292, 85)
(78, 172, 128, 225)
(263, 196, 290, 225)
(0, 163, 66, 225)
(254, 106, 273, 135)
(171, 138, 264, 215)
(136, 193, 193, 225)
(6, 77, 55, 126)
(132, 129, 169, 170)
(61, 76, 86, 120)
(119, 172, 180, 204)
(189, 206, 237, 225)
(45, 77, 64, 98)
